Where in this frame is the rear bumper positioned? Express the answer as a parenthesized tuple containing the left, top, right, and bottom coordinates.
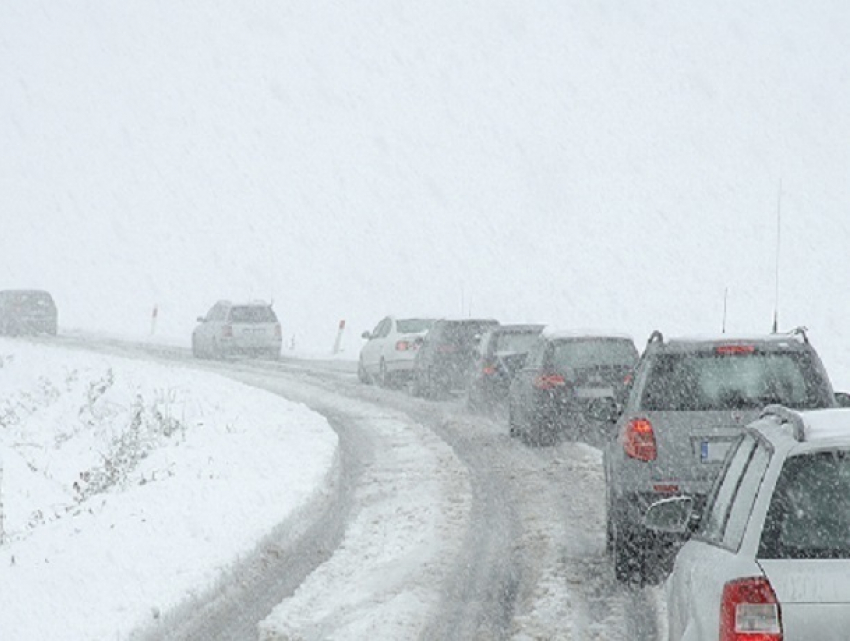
(0, 317, 57, 335)
(221, 339, 281, 356)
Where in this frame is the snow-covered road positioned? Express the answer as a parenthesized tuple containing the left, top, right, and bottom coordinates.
(2, 335, 666, 640)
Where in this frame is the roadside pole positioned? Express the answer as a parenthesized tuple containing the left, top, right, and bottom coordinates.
(151, 305, 158, 336)
(332, 320, 346, 355)
(0, 450, 5, 544)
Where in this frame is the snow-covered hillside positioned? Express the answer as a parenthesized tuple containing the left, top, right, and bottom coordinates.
(2, 1, 850, 382)
(0, 339, 337, 639)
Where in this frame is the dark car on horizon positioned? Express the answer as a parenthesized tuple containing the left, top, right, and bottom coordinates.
(467, 324, 545, 412)
(508, 330, 639, 446)
(0, 289, 58, 336)
(411, 318, 500, 398)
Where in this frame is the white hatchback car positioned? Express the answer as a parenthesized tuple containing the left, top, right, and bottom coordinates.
(646, 406, 850, 641)
(358, 316, 433, 386)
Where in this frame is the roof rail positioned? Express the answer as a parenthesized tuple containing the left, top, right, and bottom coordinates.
(788, 326, 809, 344)
(760, 405, 806, 442)
(647, 330, 664, 346)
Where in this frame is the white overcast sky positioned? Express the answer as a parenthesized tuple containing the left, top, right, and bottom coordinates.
(2, 0, 850, 375)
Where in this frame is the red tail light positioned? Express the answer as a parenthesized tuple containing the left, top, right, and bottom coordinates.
(623, 418, 657, 461)
(396, 340, 410, 351)
(222, 325, 233, 338)
(721, 577, 782, 641)
(533, 374, 567, 390)
(483, 366, 497, 375)
(716, 345, 756, 355)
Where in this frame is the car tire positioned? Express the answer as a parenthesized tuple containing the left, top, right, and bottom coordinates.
(508, 403, 520, 438)
(358, 360, 372, 384)
(378, 359, 390, 388)
(611, 521, 648, 585)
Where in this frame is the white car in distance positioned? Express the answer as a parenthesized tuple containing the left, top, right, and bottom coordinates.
(646, 405, 850, 641)
(358, 316, 434, 387)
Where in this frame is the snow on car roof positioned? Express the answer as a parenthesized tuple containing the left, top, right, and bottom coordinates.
(541, 327, 634, 341)
(754, 408, 850, 446)
(667, 332, 805, 345)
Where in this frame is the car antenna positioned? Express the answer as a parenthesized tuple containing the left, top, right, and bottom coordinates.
(722, 287, 728, 334)
(771, 177, 782, 334)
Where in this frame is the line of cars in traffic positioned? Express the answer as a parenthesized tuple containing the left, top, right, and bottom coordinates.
(359, 315, 850, 640)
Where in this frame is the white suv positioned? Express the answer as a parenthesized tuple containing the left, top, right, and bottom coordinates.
(646, 406, 850, 640)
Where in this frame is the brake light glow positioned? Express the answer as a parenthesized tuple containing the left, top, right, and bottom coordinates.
(222, 325, 233, 338)
(396, 340, 410, 351)
(716, 345, 756, 355)
(622, 418, 657, 461)
(720, 577, 782, 641)
(483, 366, 497, 375)
(533, 374, 567, 390)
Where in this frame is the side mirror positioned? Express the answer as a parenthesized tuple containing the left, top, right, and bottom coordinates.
(836, 392, 850, 408)
(644, 496, 695, 535)
(196, 316, 206, 323)
(361, 331, 372, 340)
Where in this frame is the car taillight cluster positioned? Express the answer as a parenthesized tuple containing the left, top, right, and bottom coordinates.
(396, 340, 414, 351)
(622, 418, 657, 461)
(720, 577, 782, 641)
(222, 325, 233, 338)
(533, 373, 567, 390)
(483, 365, 497, 375)
(716, 344, 756, 355)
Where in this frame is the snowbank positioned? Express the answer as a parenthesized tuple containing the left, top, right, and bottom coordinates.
(0, 339, 337, 640)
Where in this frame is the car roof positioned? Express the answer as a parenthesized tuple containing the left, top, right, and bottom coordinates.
(492, 324, 545, 334)
(434, 317, 499, 324)
(541, 327, 634, 342)
(750, 408, 850, 451)
(649, 333, 810, 353)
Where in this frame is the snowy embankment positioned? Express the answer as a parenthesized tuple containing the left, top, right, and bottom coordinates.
(0, 339, 337, 640)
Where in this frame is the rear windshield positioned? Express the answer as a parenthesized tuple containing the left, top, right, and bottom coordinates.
(641, 351, 832, 412)
(397, 319, 433, 334)
(1, 291, 55, 309)
(494, 331, 542, 354)
(759, 451, 850, 559)
(228, 306, 278, 323)
(551, 339, 638, 369)
(434, 321, 497, 345)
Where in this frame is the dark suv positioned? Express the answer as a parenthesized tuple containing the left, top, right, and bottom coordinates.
(604, 328, 844, 583)
(0, 289, 58, 336)
(508, 331, 639, 445)
(411, 318, 499, 398)
(467, 324, 545, 412)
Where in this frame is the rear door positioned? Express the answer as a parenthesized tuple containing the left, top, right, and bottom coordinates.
(758, 450, 850, 638)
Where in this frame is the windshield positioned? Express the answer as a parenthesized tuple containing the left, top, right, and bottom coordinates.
(760, 451, 850, 559)
(396, 319, 433, 334)
(228, 306, 278, 323)
(641, 351, 832, 411)
(494, 331, 542, 354)
(551, 339, 638, 369)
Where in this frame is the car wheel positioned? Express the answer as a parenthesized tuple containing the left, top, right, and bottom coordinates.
(612, 522, 648, 585)
(508, 403, 520, 438)
(378, 359, 389, 388)
(358, 359, 372, 384)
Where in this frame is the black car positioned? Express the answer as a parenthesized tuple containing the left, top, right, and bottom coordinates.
(0, 289, 58, 336)
(467, 324, 545, 412)
(508, 331, 638, 445)
(411, 318, 499, 398)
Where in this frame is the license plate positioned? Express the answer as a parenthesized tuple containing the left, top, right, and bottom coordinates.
(699, 440, 732, 463)
(575, 387, 614, 399)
